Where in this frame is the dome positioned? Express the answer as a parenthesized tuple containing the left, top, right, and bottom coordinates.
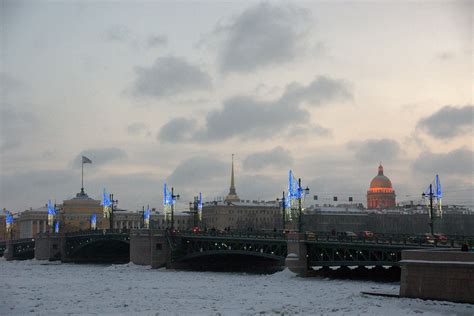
(369, 164, 393, 189)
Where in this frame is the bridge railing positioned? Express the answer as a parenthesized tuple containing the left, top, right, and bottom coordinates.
(304, 232, 474, 248)
(175, 230, 286, 239)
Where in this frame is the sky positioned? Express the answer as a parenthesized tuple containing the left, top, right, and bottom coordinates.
(1, 0, 473, 213)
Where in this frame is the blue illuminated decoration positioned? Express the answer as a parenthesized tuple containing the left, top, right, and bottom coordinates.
(91, 214, 97, 230)
(144, 207, 151, 229)
(285, 170, 308, 221)
(102, 188, 112, 219)
(163, 182, 174, 206)
(198, 192, 203, 221)
(423, 174, 443, 218)
(55, 221, 60, 233)
(47, 200, 56, 227)
(4, 210, 14, 232)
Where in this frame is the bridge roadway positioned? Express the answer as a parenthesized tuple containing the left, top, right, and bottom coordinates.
(2, 231, 473, 272)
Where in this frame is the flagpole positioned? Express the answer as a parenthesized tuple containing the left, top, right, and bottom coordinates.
(81, 160, 84, 192)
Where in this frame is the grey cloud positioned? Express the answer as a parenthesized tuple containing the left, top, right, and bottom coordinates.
(216, 3, 310, 73)
(127, 122, 150, 136)
(1, 107, 37, 151)
(104, 25, 131, 42)
(286, 124, 332, 138)
(195, 95, 309, 141)
(132, 56, 211, 99)
(159, 76, 351, 142)
(1, 72, 22, 93)
(0, 169, 78, 211)
(348, 139, 401, 163)
(412, 148, 473, 176)
(417, 105, 473, 139)
(236, 175, 283, 201)
(147, 35, 167, 48)
(72, 148, 127, 168)
(158, 118, 197, 142)
(281, 76, 353, 106)
(167, 156, 228, 188)
(436, 51, 454, 60)
(243, 146, 294, 170)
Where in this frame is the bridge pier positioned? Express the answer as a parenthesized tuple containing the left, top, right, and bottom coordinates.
(4, 240, 13, 261)
(35, 233, 64, 261)
(400, 249, 474, 304)
(285, 232, 309, 276)
(130, 230, 171, 269)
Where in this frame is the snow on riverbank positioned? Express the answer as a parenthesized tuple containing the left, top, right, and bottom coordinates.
(0, 259, 472, 315)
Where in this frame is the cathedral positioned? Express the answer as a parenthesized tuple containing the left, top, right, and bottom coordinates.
(367, 164, 396, 209)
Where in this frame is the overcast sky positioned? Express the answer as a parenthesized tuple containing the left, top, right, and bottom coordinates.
(1, 0, 473, 213)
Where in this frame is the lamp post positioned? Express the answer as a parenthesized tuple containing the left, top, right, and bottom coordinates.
(276, 191, 286, 232)
(422, 184, 435, 236)
(298, 178, 310, 233)
(171, 187, 180, 230)
(188, 197, 199, 228)
(109, 194, 118, 232)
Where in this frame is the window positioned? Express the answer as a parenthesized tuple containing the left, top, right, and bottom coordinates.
(156, 243, 162, 251)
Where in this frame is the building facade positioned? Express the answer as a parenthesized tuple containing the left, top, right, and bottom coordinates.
(367, 164, 396, 209)
(202, 201, 281, 231)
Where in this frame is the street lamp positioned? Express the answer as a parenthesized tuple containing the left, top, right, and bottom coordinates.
(171, 187, 180, 230)
(298, 178, 310, 233)
(276, 191, 286, 232)
(109, 193, 118, 232)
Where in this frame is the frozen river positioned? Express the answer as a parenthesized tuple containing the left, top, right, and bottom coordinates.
(1, 258, 472, 315)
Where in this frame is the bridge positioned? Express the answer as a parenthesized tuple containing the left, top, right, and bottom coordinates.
(2, 238, 35, 260)
(2, 230, 473, 273)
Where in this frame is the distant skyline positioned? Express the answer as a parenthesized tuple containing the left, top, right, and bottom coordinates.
(1, 0, 473, 212)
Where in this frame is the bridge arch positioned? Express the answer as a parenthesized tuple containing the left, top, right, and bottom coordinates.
(66, 234, 130, 263)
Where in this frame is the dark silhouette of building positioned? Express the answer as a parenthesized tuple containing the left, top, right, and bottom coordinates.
(367, 164, 396, 209)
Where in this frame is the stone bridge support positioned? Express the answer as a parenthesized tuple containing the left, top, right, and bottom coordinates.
(400, 249, 474, 304)
(285, 232, 309, 276)
(4, 240, 13, 261)
(35, 234, 64, 261)
(130, 230, 171, 269)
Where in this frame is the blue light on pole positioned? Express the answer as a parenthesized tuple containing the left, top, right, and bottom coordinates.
(198, 192, 203, 221)
(47, 200, 56, 227)
(91, 213, 97, 230)
(144, 207, 151, 229)
(5, 210, 14, 232)
(102, 188, 112, 219)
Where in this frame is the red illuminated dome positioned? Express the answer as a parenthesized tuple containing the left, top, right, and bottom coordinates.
(367, 164, 396, 209)
(369, 164, 393, 190)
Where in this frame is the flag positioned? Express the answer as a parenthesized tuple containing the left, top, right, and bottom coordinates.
(82, 156, 92, 164)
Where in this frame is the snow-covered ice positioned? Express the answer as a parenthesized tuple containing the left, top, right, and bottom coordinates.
(0, 258, 472, 315)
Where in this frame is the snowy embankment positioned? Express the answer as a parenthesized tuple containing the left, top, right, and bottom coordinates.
(0, 258, 472, 315)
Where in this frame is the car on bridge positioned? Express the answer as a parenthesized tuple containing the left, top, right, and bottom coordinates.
(434, 233, 448, 244)
(338, 231, 358, 240)
(359, 231, 374, 239)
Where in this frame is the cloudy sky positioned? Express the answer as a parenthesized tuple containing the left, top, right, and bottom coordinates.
(1, 0, 472, 213)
